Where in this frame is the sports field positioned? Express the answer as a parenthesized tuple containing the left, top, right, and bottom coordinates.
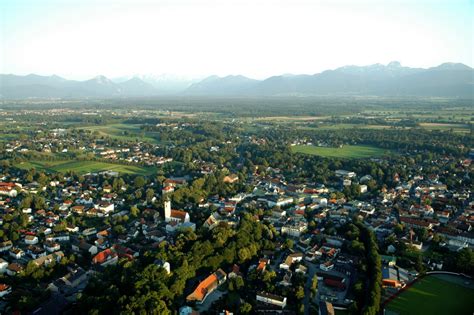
(17, 160, 156, 175)
(291, 144, 389, 159)
(385, 274, 474, 315)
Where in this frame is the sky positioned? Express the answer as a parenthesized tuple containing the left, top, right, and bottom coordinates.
(0, 0, 473, 80)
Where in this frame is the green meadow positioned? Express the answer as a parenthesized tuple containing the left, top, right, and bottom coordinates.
(17, 160, 156, 175)
(82, 123, 160, 144)
(291, 144, 390, 159)
(385, 274, 474, 315)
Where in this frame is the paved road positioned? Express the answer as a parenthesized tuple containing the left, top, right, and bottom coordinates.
(303, 262, 317, 315)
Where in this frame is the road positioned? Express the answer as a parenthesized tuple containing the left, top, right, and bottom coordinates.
(303, 261, 318, 315)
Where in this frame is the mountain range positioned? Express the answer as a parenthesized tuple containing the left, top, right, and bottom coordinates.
(1, 62, 473, 99)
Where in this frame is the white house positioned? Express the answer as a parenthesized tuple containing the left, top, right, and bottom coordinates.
(95, 202, 114, 214)
(335, 170, 356, 178)
(25, 235, 39, 245)
(44, 241, 61, 252)
(9, 248, 24, 260)
(0, 259, 8, 273)
(155, 260, 171, 274)
(281, 220, 308, 238)
(256, 292, 287, 308)
(0, 241, 13, 253)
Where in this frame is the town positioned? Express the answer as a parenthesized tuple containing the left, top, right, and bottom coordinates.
(0, 103, 472, 315)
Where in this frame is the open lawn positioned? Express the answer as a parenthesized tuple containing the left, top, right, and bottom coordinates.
(82, 123, 160, 143)
(17, 160, 156, 175)
(385, 274, 474, 315)
(291, 144, 390, 159)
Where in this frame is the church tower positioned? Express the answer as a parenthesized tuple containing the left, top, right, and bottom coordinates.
(164, 199, 171, 222)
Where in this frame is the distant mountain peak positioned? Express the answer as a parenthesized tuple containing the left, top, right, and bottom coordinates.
(91, 75, 112, 84)
(432, 62, 471, 71)
(387, 61, 402, 68)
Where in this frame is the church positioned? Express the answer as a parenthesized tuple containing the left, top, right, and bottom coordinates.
(164, 200, 195, 232)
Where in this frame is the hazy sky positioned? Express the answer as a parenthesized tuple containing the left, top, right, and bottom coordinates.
(1, 0, 472, 79)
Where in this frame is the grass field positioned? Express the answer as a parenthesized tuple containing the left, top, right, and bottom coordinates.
(17, 160, 156, 175)
(291, 144, 389, 159)
(82, 124, 160, 144)
(419, 122, 471, 133)
(385, 275, 474, 315)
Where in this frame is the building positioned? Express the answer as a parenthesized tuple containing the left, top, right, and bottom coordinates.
(48, 267, 89, 294)
(223, 174, 239, 183)
(186, 269, 227, 303)
(33, 251, 64, 267)
(279, 253, 303, 270)
(256, 292, 287, 308)
(9, 248, 24, 259)
(0, 182, 18, 197)
(281, 220, 308, 237)
(0, 241, 13, 253)
(25, 235, 39, 245)
(92, 248, 118, 266)
(155, 260, 171, 274)
(6, 263, 23, 276)
(320, 261, 334, 271)
(0, 284, 12, 298)
(0, 259, 8, 273)
(335, 170, 356, 178)
(164, 200, 190, 223)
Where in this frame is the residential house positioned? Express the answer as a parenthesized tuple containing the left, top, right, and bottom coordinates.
(280, 253, 303, 270)
(6, 263, 23, 276)
(256, 292, 287, 308)
(33, 251, 64, 267)
(92, 248, 118, 267)
(0, 241, 13, 253)
(0, 259, 8, 273)
(25, 235, 39, 245)
(0, 284, 12, 298)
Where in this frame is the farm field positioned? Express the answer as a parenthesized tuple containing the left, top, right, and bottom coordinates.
(419, 122, 471, 133)
(81, 123, 160, 144)
(385, 274, 474, 315)
(291, 144, 390, 159)
(17, 160, 156, 175)
(297, 123, 394, 131)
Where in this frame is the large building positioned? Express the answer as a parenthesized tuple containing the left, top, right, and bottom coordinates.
(186, 269, 227, 303)
(164, 200, 190, 223)
(256, 292, 287, 308)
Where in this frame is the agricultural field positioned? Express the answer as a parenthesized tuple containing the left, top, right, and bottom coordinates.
(385, 274, 474, 315)
(81, 123, 160, 144)
(17, 160, 157, 175)
(418, 122, 471, 133)
(291, 144, 390, 159)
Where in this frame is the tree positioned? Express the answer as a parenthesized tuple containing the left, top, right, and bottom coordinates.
(134, 176, 146, 188)
(311, 275, 318, 296)
(284, 239, 294, 250)
(296, 286, 305, 300)
(456, 248, 474, 275)
(146, 188, 155, 202)
(240, 302, 252, 314)
(130, 205, 139, 218)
